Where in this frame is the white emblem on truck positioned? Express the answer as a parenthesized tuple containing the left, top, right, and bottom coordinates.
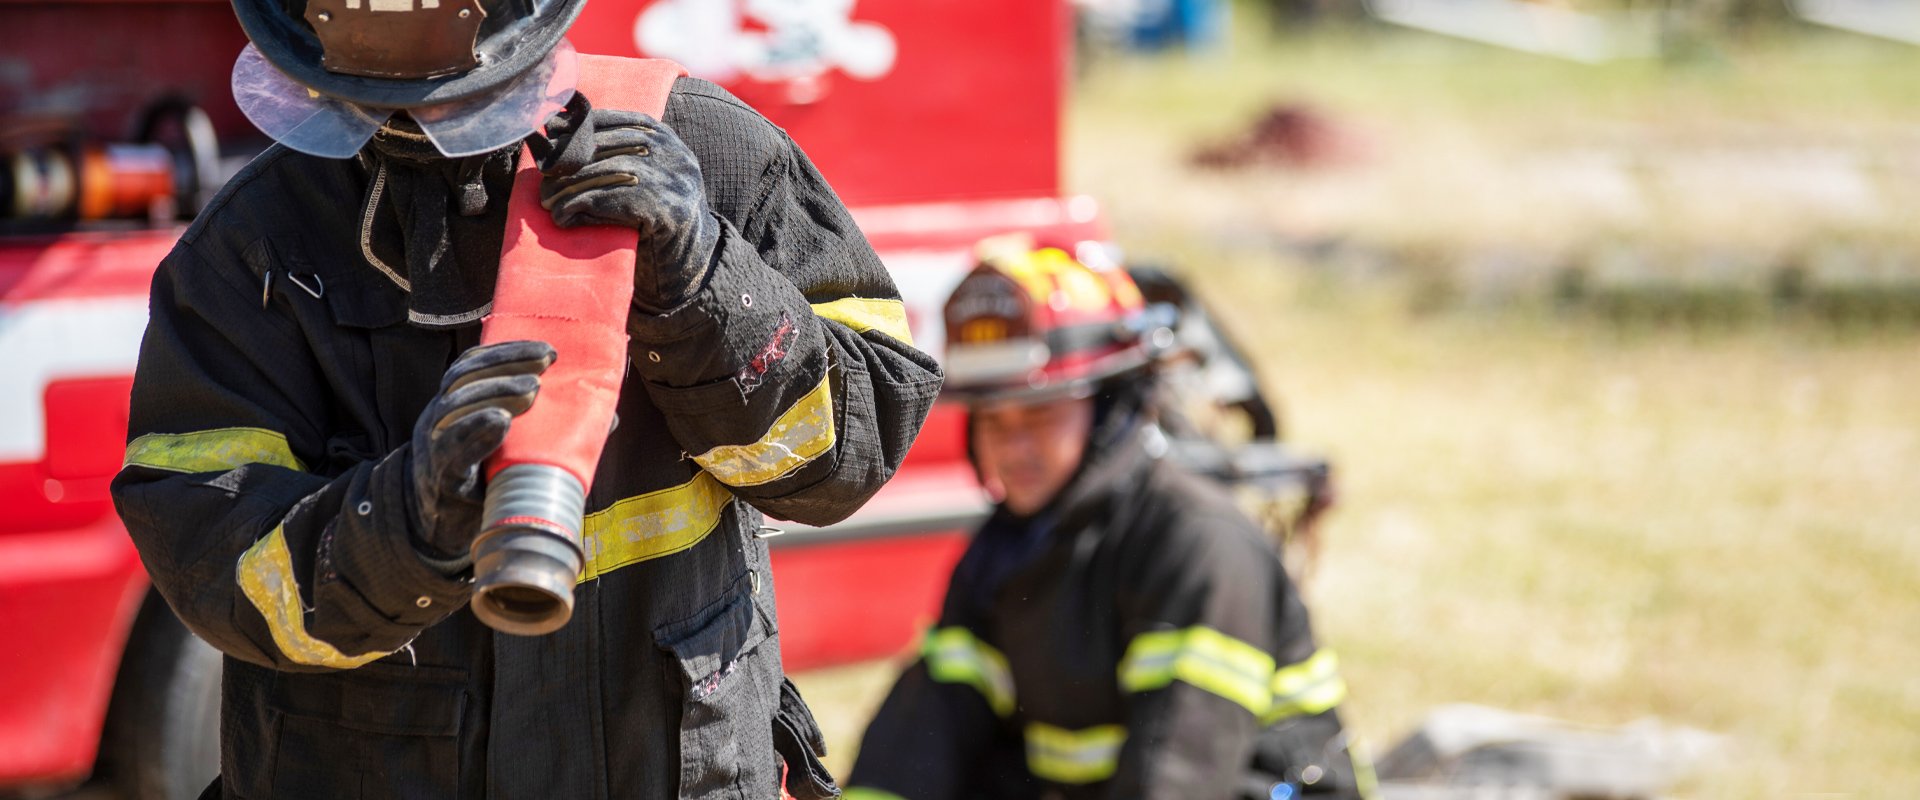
(635, 0, 897, 85)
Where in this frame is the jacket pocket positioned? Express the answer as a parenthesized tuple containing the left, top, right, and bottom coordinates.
(773, 678, 841, 800)
(264, 664, 467, 800)
(658, 580, 781, 798)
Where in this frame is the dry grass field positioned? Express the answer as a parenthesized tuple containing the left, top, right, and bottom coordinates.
(795, 300, 1920, 797)
(1205, 283, 1920, 798)
(795, 21, 1920, 798)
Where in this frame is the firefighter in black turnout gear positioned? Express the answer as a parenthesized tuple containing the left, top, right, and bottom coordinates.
(846, 244, 1373, 800)
(110, 1, 939, 797)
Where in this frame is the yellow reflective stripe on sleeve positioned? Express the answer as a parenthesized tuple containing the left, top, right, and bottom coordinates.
(236, 526, 390, 669)
(811, 297, 914, 346)
(1024, 722, 1127, 785)
(921, 626, 1017, 717)
(1264, 648, 1348, 723)
(124, 427, 305, 474)
(842, 789, 911, 800)
(1117, 626, 1278, 717)
(691, 374, 836, 488)
(579, 472, 733, 582)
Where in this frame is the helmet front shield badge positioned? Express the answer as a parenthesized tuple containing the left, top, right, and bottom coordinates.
(941, 242, 1169, 405)
(305, 0, 486, 80)
(232, 37, 579, 159)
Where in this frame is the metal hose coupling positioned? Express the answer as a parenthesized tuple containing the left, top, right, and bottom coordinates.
(472, 463, 586, 636)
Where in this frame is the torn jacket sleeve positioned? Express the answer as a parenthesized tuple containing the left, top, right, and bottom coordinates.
(111, 247, 470, 673)
(626, 117, 941, 527)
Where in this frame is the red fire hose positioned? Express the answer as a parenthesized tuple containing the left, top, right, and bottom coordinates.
(468, 54, 687, 636)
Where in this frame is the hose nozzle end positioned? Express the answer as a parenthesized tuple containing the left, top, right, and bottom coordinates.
(471, 464, 586, 637)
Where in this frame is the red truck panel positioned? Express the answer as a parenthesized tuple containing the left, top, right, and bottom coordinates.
(572, 0, 1069, 206)
(771, 533, 971, 670)
(0, 518, 149, 786)
(0, 234, 168, 785)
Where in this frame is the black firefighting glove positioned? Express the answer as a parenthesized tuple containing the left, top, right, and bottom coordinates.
(527, 94, 719, 312)
(406, 340, 557, 564)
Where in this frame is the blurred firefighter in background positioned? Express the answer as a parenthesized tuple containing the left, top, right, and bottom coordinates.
(845, 241, 1374, 800)
(109, 0, 939, 796)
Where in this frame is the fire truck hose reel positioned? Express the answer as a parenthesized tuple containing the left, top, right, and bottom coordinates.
(468, 54, 687, 637)
(4, 101, 219, 223)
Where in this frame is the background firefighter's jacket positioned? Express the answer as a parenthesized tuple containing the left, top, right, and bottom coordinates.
(846, 425, 1372, 800)
(110, 78, 941, 800)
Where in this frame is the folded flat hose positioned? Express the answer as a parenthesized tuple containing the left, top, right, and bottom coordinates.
(470, 54, 688, 636)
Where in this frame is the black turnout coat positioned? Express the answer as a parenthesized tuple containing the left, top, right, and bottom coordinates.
(846, 428, 1372, 800)
(111, 78, 941, 800)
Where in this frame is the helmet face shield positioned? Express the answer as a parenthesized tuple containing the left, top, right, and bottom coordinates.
(233, 44, 391, 158)
(411, 37, 577, 157)
(233, 38, 578, 159)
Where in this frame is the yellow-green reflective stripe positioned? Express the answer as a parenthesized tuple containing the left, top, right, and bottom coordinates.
(1266, 675, 1347, 722)
(1024, 722, 1126, 785)
(811, 297, 914, 346)
(1117, 626, 1277, 716)
(692, 374, 835, 488)
(1264, 649, 1347, 723)
(921, 627, 1016, 717)
(842, 789, 910, 800)
(236, 526, 390, 669)
(1271, 648, 1338, 697)
(579, 472, 733, 582)
(1267, 649, 1344, 716)
(1353, 738, 1382, 800)
(124, 427, 305, 474)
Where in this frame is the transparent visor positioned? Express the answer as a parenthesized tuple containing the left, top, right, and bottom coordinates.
(232, 39, 579, 160)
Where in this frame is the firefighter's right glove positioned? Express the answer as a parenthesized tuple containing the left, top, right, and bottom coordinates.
(407, 340, 557, 564)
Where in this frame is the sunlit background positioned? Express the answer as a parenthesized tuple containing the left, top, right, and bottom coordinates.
(799, 3, 1920, 798)
(2, 1, 1916, 798)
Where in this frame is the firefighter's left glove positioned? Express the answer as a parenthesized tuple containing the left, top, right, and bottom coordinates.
(407, 340, 558, 564)
(528, 94, 718, 312)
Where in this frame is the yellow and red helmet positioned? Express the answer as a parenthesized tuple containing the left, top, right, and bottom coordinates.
(942, 236, 1166, 403)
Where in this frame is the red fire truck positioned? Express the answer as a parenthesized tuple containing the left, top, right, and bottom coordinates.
(2, 1, 1322, 797)
(0, 1, 1093, 796)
